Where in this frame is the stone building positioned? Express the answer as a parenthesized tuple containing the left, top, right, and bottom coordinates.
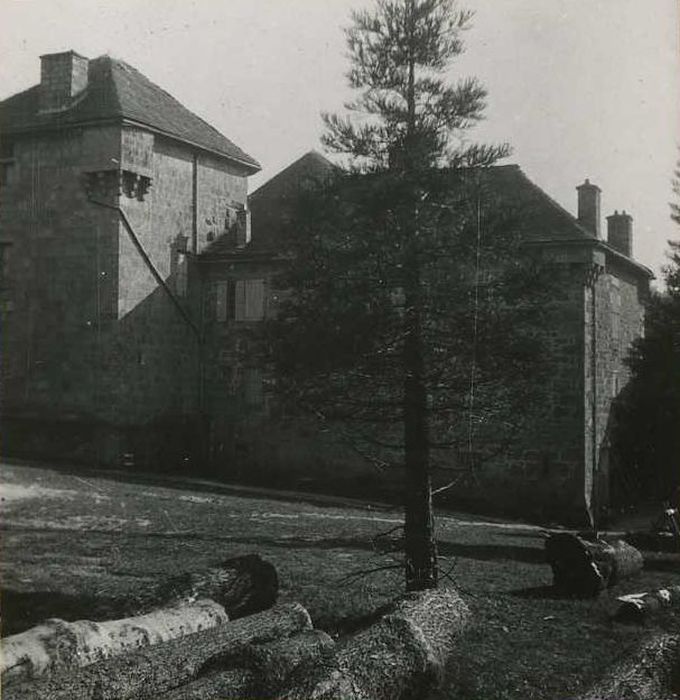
(0, 51, 260, 466)
(231, 154, 654, 525)
(0, 52, 653, 523)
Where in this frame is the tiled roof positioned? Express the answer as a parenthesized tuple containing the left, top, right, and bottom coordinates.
(0, 55, 260, 171)
(200, 155, 652, 278)
(201, 151, 338, 256)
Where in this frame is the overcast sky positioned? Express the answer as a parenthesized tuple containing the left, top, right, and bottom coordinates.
(1, 0, 678, 279)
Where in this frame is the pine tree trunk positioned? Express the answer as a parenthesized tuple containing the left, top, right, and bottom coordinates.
(401, 0, 438, 591)
(3, 603, 312, 700)
(403, 258, 438, 592)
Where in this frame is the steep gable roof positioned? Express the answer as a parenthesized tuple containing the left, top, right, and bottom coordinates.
(0, 55, 259, 171)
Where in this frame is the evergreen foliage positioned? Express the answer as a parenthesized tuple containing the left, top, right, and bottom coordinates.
(611, 166, 680, 506)
(263, 0, 552, 590)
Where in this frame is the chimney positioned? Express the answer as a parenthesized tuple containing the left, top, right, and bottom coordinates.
(39, 51, 89, 112)
(606, 210, 633, 257)
(576, 179, 601, 238)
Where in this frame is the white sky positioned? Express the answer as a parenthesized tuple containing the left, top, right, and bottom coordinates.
(1, 0, 678, 280)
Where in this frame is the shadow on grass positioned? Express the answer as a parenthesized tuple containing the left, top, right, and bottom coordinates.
(1, 589, 127, 636)
(2, 523, 547, 565)
(509, 584, 575, 600)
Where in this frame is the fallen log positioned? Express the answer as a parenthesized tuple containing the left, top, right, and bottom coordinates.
(159, 630, 335, 700)
(613, 585, 680, 623)
(120, 554, 278, 620)
(151, 554, 277, 618)
(545, 533, 643, 597)
(276, 588, 470, 700)
(4, 602, 312, 700)
(577, 634, 680, 700)
(1, 599, 228, 686)
(3, 555, 279, 637)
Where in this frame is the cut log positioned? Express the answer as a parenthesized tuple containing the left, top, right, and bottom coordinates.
(1, 599, 228, 686)
(3, 555, 279, 638)
(121, 553, 278, 620)
(614, 585, 680, 623)
(276, 588, 470, 700)
(545, 533, 643, 597)
(577, 634, 680, 700)
(159, 630, 335, 700)
(4, 602, 312, 700)
(148, 554, 277, 619)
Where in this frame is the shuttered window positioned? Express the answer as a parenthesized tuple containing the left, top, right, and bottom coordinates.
(215, 281, 229, 322)
(242, 279, 265, 320)
(215, 278, 265, 322)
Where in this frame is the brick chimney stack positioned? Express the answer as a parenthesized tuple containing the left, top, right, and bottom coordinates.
(606, 210, 633, 257)
(576, 179, 601, 238)
(39, 51, 89, 113)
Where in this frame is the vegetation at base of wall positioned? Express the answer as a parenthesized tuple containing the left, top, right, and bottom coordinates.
(610, 163, 680, 508)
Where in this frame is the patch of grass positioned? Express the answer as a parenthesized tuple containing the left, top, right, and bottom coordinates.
(2, 462, 679, 699)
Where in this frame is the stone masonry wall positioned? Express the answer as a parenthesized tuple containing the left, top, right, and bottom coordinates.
(1, 123, 251, 468)
(586, 258, 647, 517)
(0, 125, 121, 421)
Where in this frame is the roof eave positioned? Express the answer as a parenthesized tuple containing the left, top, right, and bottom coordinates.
(121, 118, 261, 174)
(523, 237, 655, 279)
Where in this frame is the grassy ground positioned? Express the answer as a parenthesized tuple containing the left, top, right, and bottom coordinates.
(1, 461, 679, 699)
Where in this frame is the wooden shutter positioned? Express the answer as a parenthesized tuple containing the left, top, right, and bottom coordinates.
(244, 279, 265, 320)
(215, 281, 229, 322)
(234, 280, 247, 321)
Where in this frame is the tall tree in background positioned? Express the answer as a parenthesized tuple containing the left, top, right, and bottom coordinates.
(267, 0, 549, 592)
(612, 161, 680, 506)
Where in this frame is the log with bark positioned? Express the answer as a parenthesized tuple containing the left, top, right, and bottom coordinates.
(111, 553, 278, 620)
(3, 554, 279, 637)
(613, 585, 680, 623)
(276, 588, 470, 700)
(545, 533, 643, 597)
(1, 599, 228, 686)
(158, 630, 335, 700)
(143, 554, 278, 619)
(577, 634, 680, 700)
(4, 602, 312, 700)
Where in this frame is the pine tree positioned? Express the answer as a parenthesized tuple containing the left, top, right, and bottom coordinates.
(265, 0, 550, 591)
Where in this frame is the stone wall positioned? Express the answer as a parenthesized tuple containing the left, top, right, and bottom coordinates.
(587, 257, 647, 517)
(1, 123, 251, 468)
(0, 125, 121, 418)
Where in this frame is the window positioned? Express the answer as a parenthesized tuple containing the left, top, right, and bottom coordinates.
(215, 278, 266, 322)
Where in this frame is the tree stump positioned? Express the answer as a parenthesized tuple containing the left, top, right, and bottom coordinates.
(545, 533, 643, 597)
(4, 603, 312, 700)
(276, 588, 470, 700)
